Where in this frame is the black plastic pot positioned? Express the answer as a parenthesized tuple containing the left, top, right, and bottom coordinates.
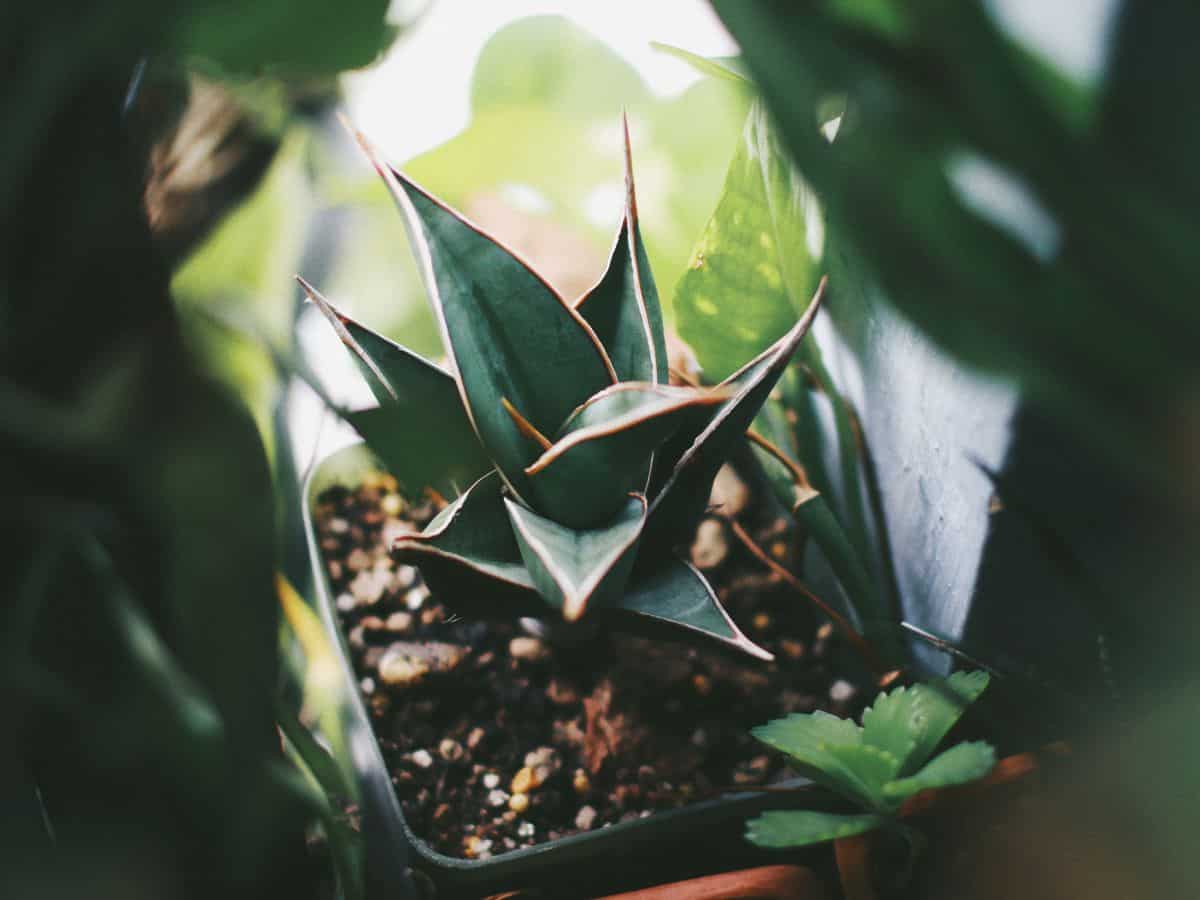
(303, 443, 822, 899)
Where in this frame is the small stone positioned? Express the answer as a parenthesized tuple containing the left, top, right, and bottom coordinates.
(511, 766, 535, 795)
(816, 623, 834, 641)
(509, 792, 530, 813)
(410, 749, 433, 769)
(360, 615, 386, 632)
(830, 679, 857, 703)
(691, 673, 713, 696)
(752, 612, 772, 631)
(360, 677, 375, 694)
(487, 789, 509, 808)
(328, 518, 350, 534)
(350, 569, 387, 605)
(690, 518, 728, 570)
(378, 641, 468, 688)
(404, 584, 431, 611)
(574, 805, 598, 831)
(439, 738, 464, 762)
(381, 519, 415, 548)
(509, 636, 549, 662)
(524, 746, 559, 770)
(517, 821, 535, 839)
(336, 592, 357, 613)
(420, 607, 441, 627)
(690, 728, 708, 748)
(770, 540, 789, 561)
(463, 836, 492, 859)
(385, 611, 413, 633)
(327, 560, 343, 581)
(467, 728, 487, 750)
(572, 769, 590, 795)
(546, 679, 578, 705)
(348, 625, 366, 650)
(710, 464, 750, 517)
(481, 772, 500, 791)
(780, 639, 806, 661)
(381, 493, 404, 516)
(346, 548, 371, 572)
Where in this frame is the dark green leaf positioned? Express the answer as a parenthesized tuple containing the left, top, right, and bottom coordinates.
(574, 119, 668, 385)
(354, 132, 617, 502)
(505, 494, 645, 621)
(299, 278, 492, 495)
(647, 281, 824, 545)
(526, 383, 727, 529)
(746, 810, 885, 848)
(607, 557, 771, 660)
(392, 472, 535, 597)
(882, 741, 996, 800)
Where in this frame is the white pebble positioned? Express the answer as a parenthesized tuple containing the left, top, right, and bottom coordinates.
(336, 592, 357, 612)
(410, 749, 433, 769)
(405, 584, 430, 611)
(487, 789, 509, 808)
(360, 677, 375, 694)
(517, 821, 535, 838)
(830, 679, 856, 703)
(482, 773, 500, 790)
(574, 805, 598, 831)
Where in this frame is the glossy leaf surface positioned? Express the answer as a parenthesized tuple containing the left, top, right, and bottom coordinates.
(361, 139, 616, 502)
(607, 557, 771, 660)
(746, 810, 885, 848)
(882, 741, 996, 800)
(526, 383, 727, 529)
(505, 494, 645, 621)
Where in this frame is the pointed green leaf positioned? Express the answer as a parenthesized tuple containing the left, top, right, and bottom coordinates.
(526, 383, 727, 529)
(504, 494, 645, 622)
(392, 472, 536, 609)
(746, 810, 885, 849)
(606, 557, 771, 660)
(300, 279, 493, 494)
(574, 120, 668, 384)
(863, 671, 991, 775)
(882, 741, 996, 800)
(646, 281, 825, 544)
(355, 132, 616, 501)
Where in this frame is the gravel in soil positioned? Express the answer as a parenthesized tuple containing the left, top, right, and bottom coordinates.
(314, 467, 862, 861)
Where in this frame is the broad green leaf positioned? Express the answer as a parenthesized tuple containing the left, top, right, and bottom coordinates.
(751, 710, 879, 805)
(746, 810, 885, 848)
(863, 671, 990, 774)
(882, 741, 996, 800)
(606, 557, 771, 660)
(574, 121, 668, 385)
(505, 494, 645, 621)
(526, 383, 727, 529)
(357, 134, 616, 503)
(646, 283, 824, 545)
(392, 472, 535, 599)
(675, 99, 824, 381)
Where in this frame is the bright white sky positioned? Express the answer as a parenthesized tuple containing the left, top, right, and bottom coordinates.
(344, 0, 738, 162)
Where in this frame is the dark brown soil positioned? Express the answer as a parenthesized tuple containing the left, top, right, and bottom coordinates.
(313, 468, 861, 861)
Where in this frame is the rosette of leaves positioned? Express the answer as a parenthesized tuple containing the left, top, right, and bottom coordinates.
(747, 670, 995, 846)
(300, 120, 826, 659)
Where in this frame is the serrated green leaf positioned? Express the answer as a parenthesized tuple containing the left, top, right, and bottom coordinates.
(751, 710, 878, 804)
(505, 494, 645, 622)
(574, 122, 668, 384)
(392, 472, 535, 602)
(525, 383, 727, 529)
(606, 557, 771, 660)
(863, 671, 990, 775)
(300, 280, 492, 495)
(823, 742, 903, 805)
(646, 282, 824, 545)
(746, 810, 885, 848)
(355, 135, 617, 502)
(882, 741, 996, 800)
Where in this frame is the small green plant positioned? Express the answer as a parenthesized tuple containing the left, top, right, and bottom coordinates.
(747, 671, 995, 848)
(299, 120, 826, 659)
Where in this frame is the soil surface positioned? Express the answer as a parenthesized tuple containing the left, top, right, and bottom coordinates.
(314, 467, 862, 860)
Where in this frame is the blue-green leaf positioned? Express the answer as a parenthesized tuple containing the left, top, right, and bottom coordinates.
(352, 129, 617, 502)
(299, 279, 492, 495)
(525, 383, 728, 529)
(606, 557, 771, 660)
(882, 741, 996, 800)
(392, 472, 534, 599)
(574, 118, 668, 384)
(504, 494, 645, 621)
(646, 279, 825, 544)
(746, 810, 885, 848)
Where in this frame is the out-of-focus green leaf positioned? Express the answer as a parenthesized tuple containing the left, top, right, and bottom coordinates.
(177, 0, 397, 77)
(649, 42, 751, 85)
(371, 157, 616, 503)
(607, 557, 770, 660)
(746, 810, 885, 848)
(675, 99, 823, 381)
(882, 741, 996, 800)
(527, 384, 725, 529)
(505, 494, 645, 621)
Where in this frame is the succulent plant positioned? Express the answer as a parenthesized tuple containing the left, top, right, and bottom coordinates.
(300, 119, 825, 659)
